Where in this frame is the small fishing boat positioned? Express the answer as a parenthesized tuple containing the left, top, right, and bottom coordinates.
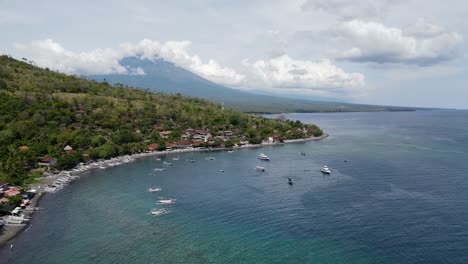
(148, 186, 162, 192)
(288, 177, 293, 185)
(255, 166, 265, 172)
(321, 165, 331, 174)
(205, 157, 216, 160)
(172, 157, 180, 161)
(258, 153, 270, 161)
(300, 152, 306, 156)
(162, 161, 172, 166)
(157, 198, 177, 204)
(149, 208, 170, 216)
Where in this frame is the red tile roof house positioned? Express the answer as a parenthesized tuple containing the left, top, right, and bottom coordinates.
(176, 140, 193, 149)
(159, 131, 172, 139)
(4, 187, 20, 197)
(39, 157, 57, 166)
(165, 142, 177, 150)
(147, 143, 159, 151)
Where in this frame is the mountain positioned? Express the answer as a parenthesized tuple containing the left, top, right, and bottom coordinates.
(89, 57, 424, 113)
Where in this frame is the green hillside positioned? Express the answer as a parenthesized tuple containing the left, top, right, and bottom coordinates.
(0, 55, 323, 185)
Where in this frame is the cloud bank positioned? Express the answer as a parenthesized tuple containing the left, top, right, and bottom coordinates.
(15, 39, 245, 86)
(244, 55, 365, 95)
(331, 19, 463, 65)
(15, 39, 365, 96)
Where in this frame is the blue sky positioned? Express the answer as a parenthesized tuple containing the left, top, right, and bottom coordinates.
(1, 0, 468, 109)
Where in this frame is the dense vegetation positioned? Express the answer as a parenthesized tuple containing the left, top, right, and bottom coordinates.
(0, 55, 323, 185)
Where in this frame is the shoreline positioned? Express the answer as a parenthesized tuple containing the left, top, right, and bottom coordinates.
(0, 134, 328, 247)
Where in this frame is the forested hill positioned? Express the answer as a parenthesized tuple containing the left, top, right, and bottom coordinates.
(0, 55, 323, 185)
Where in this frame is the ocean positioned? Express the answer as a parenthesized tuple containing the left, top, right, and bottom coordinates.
(1, 111, 467, 263)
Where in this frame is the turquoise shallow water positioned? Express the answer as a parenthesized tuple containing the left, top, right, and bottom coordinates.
(1, 111, 468, 263)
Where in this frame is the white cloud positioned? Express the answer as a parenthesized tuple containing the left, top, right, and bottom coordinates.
(15, 39, 128, 75)
(243, 54, 365, 96)
(332, 19, 463, 65)
(301, 0, 396, 20)
(15, 39, 245, 86)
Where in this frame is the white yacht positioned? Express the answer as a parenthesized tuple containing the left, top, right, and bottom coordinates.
(258, 153, 270, 161)
(321, 165, 331, 174)
(255, 166, 265, 172)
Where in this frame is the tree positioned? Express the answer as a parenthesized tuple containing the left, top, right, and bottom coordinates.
(6, 194, 22, 206)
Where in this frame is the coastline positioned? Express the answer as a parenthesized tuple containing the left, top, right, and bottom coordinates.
(0, 133, 328, 247)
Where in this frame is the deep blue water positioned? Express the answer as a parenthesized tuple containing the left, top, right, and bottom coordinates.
(1, 111, 468, 263)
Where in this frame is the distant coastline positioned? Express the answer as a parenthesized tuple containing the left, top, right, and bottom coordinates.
(0, 133, 328, 247)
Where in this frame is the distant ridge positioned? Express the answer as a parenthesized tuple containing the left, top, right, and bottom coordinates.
(89, 57, 430, 113)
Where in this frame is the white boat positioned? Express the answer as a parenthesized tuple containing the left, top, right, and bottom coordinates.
(162, 161, 172, 166)
(153, 168, 165, 172)
(4, 215, 29, 224)
(157, 198, 177, 204)
(148, 186, 162, 192)
(321, 165, 331, 174)
(205, 157, 215, 160)
(255, 166, 265, 172)
(258, 153, 270, 160)
(149, 208, 170, 216)
(172, 157, 180, 161)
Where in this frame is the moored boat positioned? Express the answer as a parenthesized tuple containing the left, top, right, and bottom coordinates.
(148, 186, 162, 192)
(157, 198, 177, 204)
(149, 208, 170, 216)
(258, 153, 270, 160)
(321, 165, 331, 174)
(255, 166, 265, 172)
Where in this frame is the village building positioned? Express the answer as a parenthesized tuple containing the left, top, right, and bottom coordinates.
(39, 157, 57, 166)
(147, 143, 158, 151)
(176, 140, 193, 149)
(159, 131, 171, 139)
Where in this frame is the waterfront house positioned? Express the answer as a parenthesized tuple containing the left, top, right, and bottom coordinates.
(147, 143, 159, 151)
(4, 188, 20, 197)
(176, 140, 193, 149)
(40, 156, 57, 166)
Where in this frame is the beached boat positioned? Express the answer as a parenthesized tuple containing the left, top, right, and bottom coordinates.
(321, 165, 331, 174)
(255, 166, 265, 172)
(149, 208, 170, 216)
(157, 198, 177, 204)
(148, 186, 162, 192)
(258, 153, 270, 160)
